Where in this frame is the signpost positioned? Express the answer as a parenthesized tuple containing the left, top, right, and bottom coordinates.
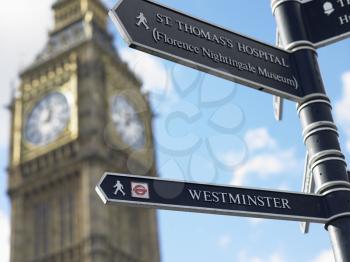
(102, 0, 350, 261)
(96, 173, 350, 224)
(273, 30, 284, 121)
(300, 152, 315, 234)
(300, 0, 350, 47)
(273, 95, 283, 121)
(109, 0, 304, 102)
(273, 1, 350, 261)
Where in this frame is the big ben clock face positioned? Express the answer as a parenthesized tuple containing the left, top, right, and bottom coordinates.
(111, 95, 146, 150)
(24, 92, 71, 146)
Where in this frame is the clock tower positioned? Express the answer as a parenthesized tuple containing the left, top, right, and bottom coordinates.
(8, 0, 160, 261)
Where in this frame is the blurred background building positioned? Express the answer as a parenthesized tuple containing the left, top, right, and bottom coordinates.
(7, 0, 160, 261)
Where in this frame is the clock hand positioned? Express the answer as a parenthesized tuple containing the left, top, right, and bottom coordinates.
(47, 108, 53, 122)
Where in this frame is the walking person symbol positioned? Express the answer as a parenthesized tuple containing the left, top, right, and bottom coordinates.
(136, 12, 150, 30)
(113, 180, 126, 196)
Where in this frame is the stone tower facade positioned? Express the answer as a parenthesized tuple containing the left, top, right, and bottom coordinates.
(7, 0, 160, 261)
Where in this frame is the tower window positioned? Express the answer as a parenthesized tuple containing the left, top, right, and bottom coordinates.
(60, 191, 75, 248)
(34, 202, 50, 257)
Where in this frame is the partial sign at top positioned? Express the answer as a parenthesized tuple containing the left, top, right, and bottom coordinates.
(302, 0, 350, 47)
(109, 0, 304, 102)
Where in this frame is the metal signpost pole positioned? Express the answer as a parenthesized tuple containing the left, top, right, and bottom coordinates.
(272, 0, 350, 261)
(103, 0, 350, 259)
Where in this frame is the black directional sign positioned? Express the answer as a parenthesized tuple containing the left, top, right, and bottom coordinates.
(95, 173, 333, 223)
(109, 0, 304, 102)
(302, 0, 350, 47)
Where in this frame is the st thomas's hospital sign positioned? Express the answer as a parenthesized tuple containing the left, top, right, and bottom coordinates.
(109, 0, 304, 102)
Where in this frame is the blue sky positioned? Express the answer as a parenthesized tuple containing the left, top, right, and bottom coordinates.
(1, 0, 350, 261)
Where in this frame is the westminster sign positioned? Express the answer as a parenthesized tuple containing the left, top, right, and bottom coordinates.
(96, 173, 350, 223)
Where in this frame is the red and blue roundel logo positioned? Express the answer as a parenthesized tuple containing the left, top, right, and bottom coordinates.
(131, 182, 150, 199)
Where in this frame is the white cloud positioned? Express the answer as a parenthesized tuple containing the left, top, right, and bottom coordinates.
(217, 234, 232, 249)
(0, 0, 55, 147)
(248, 217, 264, 226)
(228, 127, 298, 186)
(269, 253, 285, 262)
(119, 48, 172, 94)
(277, 182, 290, 191)
(335, 71, 350, 127)
(347, 140, 350, 152)
(310, 249, 335, 262)
(244, 128, 276, 152)
(0, 210, 10, 262)
(335, 71, 350, 153)
(230, 149, 297, 186)
(220, 150, 247, 169)
(237, 250, 285, 262)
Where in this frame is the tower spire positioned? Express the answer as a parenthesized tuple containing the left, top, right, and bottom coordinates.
(28, 0, 113, 66)
(51, 0, 108, 33)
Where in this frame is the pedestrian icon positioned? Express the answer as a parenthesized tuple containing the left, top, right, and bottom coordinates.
(136, 12, 150, 30)
(323, 2, 335, 16)
(113, 180, 126, 196)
